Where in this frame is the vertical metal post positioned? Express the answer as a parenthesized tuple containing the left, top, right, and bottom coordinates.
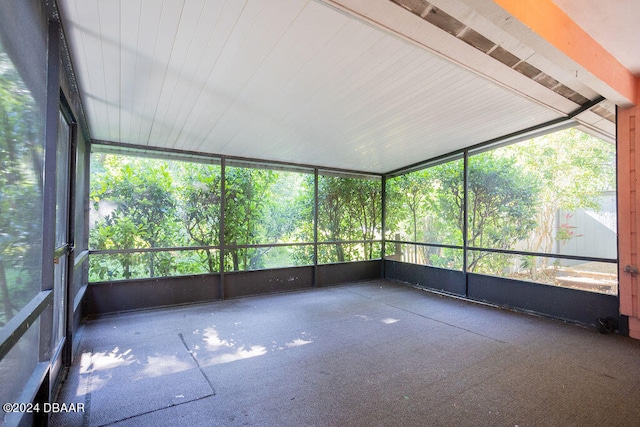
(313, 168, 319, 287)
(83, 139, 91, 282)
(615, 104, 621, 299)
(381, 175, 387, 278)
(39, 19, 61, 364)
(463, 150, 469, 297)
(42, 21, 60, 294)
(219, 158, 226, 299)
(64, 109, 77, 368)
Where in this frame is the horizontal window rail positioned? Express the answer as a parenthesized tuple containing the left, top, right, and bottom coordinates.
(224, 242, 314, 250)
(90, 242, 316, 255)
(89, 245, 221, 255)
(0, 291, 52, 361)
(384, 240, 617, 265)
(466, 246, 617, 264)
(90, 240, 383, 255)
(385, 240, 463, 251)
(318, 239, 382, 245)
(88, 240, 383, 280)
(74, 249, 89, 267)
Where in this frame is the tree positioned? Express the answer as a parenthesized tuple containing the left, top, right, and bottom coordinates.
(89, 157, 315, 278)
(317, 175, 381, 262)
(90, 155, 179, 279)
(386, 160, 465, 267)
(223, 166, 276, 270)
(290, 175, 316, 265)
(465, 151, 540, 272)
(507, 129, 615, 256)
(386, 170, 432, 243)
(178, 162, 221, 273)
(259, 171, 314, 268)
(385, 170, 432, 263)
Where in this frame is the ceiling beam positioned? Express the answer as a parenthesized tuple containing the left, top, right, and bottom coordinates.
(492, 0, 638, 107)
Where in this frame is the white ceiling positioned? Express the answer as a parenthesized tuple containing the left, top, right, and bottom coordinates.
(56, 0, 626, 174)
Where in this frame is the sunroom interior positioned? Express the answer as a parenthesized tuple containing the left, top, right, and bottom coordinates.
(2, 0, 640, 425)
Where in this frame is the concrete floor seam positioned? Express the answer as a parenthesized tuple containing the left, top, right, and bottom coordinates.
(340, 286, 509, 344)
(95, 394, 214, 427)
(178, 332, 217, 396)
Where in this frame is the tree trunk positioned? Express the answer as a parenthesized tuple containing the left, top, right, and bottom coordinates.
(232, 251, 239, 271)
(336, 243, 345, 263)
(0, 260, 14, 325)
(149, 251, 155, 277)
(206, 249, 215, 273)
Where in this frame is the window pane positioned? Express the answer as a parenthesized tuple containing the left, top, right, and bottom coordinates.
(0, 319, 40, 406)
(385, 243, 463, 270)
(317, 174, 381, 244)
(467, 250, 617, 295)
(467, 150, 540, 252)
(72, 137, 90, 298)
(179, 161, 221, 247)
(55, 113, 70, 247)
(386, 158, 463, 247)
(318, 242, 381, 264)
(224, 245, 314, 272)
(89, 154, 222, 280)
(89, 249, 220, 281)
(468, 128, 616, 259)
(90, 154, 182, 250)
(0, 37, 45, 326)
(224, 166, 313, 246)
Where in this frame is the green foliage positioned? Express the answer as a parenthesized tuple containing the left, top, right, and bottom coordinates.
(467, 151, 540, 272)
(504, 128, 616, 254)
(223, 168, 315, 270)
(89, 158, 318, 278)
(385, 160, 463, 268)
(317, 175, 381, 262)
(0, 47, 44, 325)
(89, 155, 180, 279)
(88, 126, 615, 286)
(385, 169, 433, 242)
(385, 128, 616, 281)
(223, 166, 277, 270)
(178, 162, 221, 272)
(386, 153, 539, 273)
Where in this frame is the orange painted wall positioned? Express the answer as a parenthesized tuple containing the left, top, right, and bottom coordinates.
(495, 0, 640, 338)
(493, 0, 637, 106)
(618, 105, 640, 338)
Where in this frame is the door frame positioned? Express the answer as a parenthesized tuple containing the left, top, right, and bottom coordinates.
(50, 98, 77, 392)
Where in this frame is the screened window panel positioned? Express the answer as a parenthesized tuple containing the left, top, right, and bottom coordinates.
(74, 136, 88, 253)
(179, 161, 222, 247)
(89, 249, 220, 281)
(89, 154, 222, 249)
(224, 166, 313, 246)
(0, 10, 46, 327)
(317, 174, 381, 243)
(0, 319, 40, 410)
(224, 245, 314, 272)
(467, 250, 617, 295)
(385, 243, 463, 270)
(385, 158, 463, 247)
(55, 113, 70, 248)
(89, 153, 222, 280)
(317, 242, 381, 264)
(468, 128, 616, 260)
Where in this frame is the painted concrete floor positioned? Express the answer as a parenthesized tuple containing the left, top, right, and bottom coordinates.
(53, 279, 640, 426)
